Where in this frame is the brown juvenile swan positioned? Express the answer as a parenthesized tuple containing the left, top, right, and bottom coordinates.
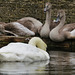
(4, 15, 43, 36)
(39, 2, 51, 38)
(49, 10, 75, 42)
(4, 22, 35, 36)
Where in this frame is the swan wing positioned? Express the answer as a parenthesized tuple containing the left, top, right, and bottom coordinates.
(59, 23, 75, 33)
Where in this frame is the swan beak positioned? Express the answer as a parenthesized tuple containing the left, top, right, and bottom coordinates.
(44, 8, 47, 12)
(53, 15, 60, 23)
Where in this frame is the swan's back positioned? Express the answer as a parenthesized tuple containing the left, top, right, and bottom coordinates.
(59, 23, 75, 33)
(17, 17, 43, 33)
(17, 17, 42, 27)
(5, 22, 35, 36)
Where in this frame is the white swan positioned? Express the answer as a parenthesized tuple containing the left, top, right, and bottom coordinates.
(0, 37, 50, 62)
(50, 10, 75, 42)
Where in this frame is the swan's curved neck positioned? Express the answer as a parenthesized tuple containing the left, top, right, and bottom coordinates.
(28, 37, 47, 51)
(39, 7, 51, 38)
(56, 15, 66, 30)
(45, 9, 51, 26)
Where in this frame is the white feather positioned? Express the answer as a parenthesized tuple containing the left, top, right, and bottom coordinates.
(12, 22, 35, 36)
(70, 29, 75, 36)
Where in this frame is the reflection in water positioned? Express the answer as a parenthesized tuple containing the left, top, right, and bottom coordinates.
(0, 60, 49, 75)
(0, 51, 75, 75)
(49, 51, 75, 75)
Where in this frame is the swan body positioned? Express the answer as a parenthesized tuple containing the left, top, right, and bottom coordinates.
(5, 22, 35, 36)
(4, 17, 42, 36)
(50, 10, 75, 42)
(5, 17, 43, 36)
(0, 37, 50, 62)
(59, 23, 75, 39)
(17, 17, 43, 34)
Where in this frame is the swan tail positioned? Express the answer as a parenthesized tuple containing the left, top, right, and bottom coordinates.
(67, 30, 75, 39)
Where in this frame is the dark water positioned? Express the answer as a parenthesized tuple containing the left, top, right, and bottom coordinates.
(0, 51, 75, 75)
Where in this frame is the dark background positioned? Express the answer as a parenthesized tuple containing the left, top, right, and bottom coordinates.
(0, 0, 74, 24)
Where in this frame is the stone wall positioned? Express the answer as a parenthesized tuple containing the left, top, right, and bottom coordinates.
(0, 0, 75, 24)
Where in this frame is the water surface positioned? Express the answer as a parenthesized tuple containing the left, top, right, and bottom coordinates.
(0, 51, 75, 75)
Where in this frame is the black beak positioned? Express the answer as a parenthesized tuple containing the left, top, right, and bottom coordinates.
(53, 14, 60, 23)
(44, 8, 47, 12)
(57, 14, 60, 19)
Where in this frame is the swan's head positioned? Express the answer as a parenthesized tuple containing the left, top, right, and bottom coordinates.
(44, 2, 52, 12)
(54, 10, 65, 22)
(28, 37, 47, 51)
(57, 10, 65, 19)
